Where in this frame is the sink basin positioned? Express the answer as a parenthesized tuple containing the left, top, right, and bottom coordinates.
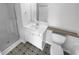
(30, 23, 40, 29)
(24, 21, 48, 34)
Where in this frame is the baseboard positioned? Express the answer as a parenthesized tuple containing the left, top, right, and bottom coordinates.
(63, 48, 71, 55)
(20, 39, 27, 44)
(1, 39, 22, 55)
(46, 41, 51, 45)
(46, 40, 52, 45)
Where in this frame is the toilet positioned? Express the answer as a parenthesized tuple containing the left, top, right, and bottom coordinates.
(46, 30, 66, 55)
(50, 42, 64, 55)
(62, 35, 79, 55)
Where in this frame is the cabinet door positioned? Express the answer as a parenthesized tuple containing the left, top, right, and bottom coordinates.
(0, 4, 19, 51)
(24, 29, 46, 50)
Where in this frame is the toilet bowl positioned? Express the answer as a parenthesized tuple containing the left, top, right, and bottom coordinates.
(46, 30, 66, 55)
(50, 42, 64, 55)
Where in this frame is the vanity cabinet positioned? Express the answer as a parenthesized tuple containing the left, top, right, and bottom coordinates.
(19, 3, 48, 50)
(24, 22, 48, 50)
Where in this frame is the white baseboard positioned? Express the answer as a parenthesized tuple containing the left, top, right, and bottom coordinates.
(1, 38, 22, 55)
(46, 40, 52, 45)
(20, 39, 27, 44)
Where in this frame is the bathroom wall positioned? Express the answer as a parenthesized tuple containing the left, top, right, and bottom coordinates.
(0, 3, 19, 51)
(39, 3, 79, 34)
(48, 3, 79, 34)
(20, 3, 37, 27)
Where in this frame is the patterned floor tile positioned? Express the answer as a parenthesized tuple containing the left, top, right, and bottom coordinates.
(7, 42, 50, 55)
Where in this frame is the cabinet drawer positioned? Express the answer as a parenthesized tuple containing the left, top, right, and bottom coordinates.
(24, 29, 43, 41)
(24, 29, 43, 43)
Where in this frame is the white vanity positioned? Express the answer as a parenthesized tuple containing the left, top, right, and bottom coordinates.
(19, 3, 48, 50)
(24, 21, 48, 50)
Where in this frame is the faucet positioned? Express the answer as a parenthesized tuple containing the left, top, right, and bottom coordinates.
(36, 22, 39, 26)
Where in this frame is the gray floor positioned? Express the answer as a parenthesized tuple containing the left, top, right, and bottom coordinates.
(7, 42, 50, 55)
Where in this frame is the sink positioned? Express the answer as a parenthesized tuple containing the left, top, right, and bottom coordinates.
(24, 21, 48, 34)
(30, 23, 40, 29)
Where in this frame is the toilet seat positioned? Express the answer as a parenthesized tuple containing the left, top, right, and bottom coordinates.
(50, 42, 64, 55)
